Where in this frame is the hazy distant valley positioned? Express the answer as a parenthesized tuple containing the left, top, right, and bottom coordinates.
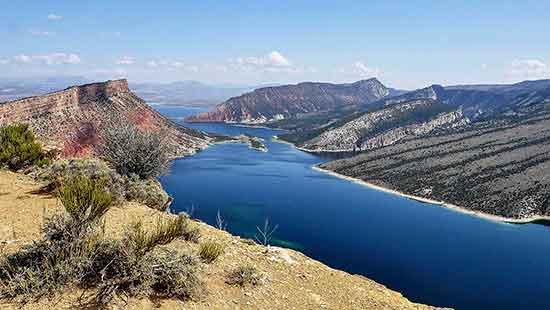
(0, 77, 264, 108)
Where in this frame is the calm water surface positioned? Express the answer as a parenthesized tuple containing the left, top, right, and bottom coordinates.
(156, 106, 550, 310)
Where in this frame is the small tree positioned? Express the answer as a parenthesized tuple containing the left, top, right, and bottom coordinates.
(0, 124, 49, 170)
(99, 123, 174, 179)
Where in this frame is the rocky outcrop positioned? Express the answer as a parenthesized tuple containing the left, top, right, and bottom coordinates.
(0, 79, 210, 157)
(186, 78, 390, 123)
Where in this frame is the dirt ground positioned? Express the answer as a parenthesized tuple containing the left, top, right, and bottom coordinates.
(0, 170, 446, 310)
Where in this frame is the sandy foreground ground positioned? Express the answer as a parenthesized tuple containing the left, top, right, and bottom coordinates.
(0, 170, 449, 310)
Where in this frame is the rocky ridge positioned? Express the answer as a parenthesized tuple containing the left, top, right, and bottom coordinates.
(185, 78, 391, 123)
(280, 79, 550, 152)
(0, 79, 210, 157)
(302, 99, 468, 152)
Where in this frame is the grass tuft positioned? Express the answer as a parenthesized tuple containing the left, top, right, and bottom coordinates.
(199, 241, 225, 263)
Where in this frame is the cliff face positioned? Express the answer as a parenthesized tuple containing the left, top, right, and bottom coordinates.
(302, 99, 467, 151)
(186, 78, 390, 123)
(0, 79, 209, 157)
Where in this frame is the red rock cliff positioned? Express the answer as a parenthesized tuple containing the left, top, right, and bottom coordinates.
(0, 79, 209, 157)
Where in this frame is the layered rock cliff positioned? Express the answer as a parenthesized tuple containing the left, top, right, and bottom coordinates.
(0, 79, 209, 157)
(302, 99, 468, 152)
(185, 78, 390, 123)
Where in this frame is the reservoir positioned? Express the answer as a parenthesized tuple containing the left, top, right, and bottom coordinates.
(157, 106, 550, 310)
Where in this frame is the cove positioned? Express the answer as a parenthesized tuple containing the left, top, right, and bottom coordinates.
(156, 106, 550, 310)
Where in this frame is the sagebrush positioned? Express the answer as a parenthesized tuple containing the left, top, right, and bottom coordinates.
(99, 123, 174, 179)
(226, 265, 261, 287)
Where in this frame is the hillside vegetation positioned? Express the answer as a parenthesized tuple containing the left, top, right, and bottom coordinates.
(0, 170, 442, 309)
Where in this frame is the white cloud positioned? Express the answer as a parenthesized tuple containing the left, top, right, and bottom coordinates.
(0, 59, 9, 65)
(13, 53, 81, 65)
(47, 14, 63, 21)
(353, 61, 381, 78)
(146, 59, 198, 72)
(171, 61, 185, 68)
(232, 51, 292, 69)
(509, 59, 550, 80)
(267, 51, 291, 66)
(115, 56, 134, 65)
(29, 29, 55, 36)
(13, 55, 33, 64)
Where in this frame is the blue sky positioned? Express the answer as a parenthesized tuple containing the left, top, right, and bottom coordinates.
(1, 0, 549, 89)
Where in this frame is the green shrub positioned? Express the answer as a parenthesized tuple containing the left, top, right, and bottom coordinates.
(0, 124, 49, 170)
(199, 241, 225, 263)
(56, 175, 113, 229)
(99, 123, 174, 179)
(226, 265, 261, 287)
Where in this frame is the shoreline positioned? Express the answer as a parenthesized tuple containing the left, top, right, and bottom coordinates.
(311, 166, 550, 225)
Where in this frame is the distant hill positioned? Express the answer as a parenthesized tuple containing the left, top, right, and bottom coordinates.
(0, 79, 210, 157)
(185, 78, 391, 123)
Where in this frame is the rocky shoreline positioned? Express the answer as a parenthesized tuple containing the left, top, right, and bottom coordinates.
(312, 166, 550, 225)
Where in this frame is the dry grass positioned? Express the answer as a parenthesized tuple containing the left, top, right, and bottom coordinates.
(198, 241, 225, 263)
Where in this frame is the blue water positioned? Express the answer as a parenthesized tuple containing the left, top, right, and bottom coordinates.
(157, 106, 550, 310)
